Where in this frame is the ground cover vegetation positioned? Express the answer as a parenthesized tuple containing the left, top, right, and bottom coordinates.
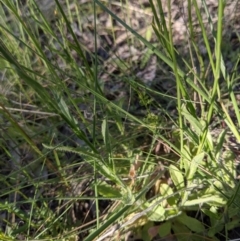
(1, 0, 240, 240)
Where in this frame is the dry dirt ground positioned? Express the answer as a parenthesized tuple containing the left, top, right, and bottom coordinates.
(30, 0, 240, 98)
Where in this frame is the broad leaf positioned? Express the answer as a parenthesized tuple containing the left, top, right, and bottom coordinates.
(97, 182, 122, 198)
(177, 213, 205, 233)
(187, 152, 205, 182)
(144, 200, 165, 222)
(169, 164, 185, 190)
(159, 183, 177, 206)
(172, 221, 191, 241)
(158, 221, 171, 238)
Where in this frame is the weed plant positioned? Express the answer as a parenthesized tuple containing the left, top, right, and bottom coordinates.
(0, 0, 240, 241)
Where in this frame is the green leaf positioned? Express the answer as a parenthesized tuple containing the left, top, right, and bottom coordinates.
(205, 129, 214, 151)
(164, 208, 182, 220)
(101, 118, 107, 145)
(169, 164, 185, 189)
(226, 218, 240, 230)
(176, 213, 205, 233)
(0, 232, 14, 241)
(141, 222, 155, 241)
(183, 194, 226, 206)
(172, 221, 190, 241)
(181, 106, 202, 133)
(181, 146, 191, 174)
(202, 207, 220, 227)
(215, 129, 227, 160)
(208, 223, 224, 237)
(159, 183, 177, 206)
(145, 26, 153, 42)
(121, 186, 135, 205)
(158, 221, 171, 238)
(97, 182, 122, 198)
(187, 152, 204, 182)
(145, 201, 165, 222)
(42, 144, 99, 159)
(148, 206, 165, 222)
(55, 93, 77, 124)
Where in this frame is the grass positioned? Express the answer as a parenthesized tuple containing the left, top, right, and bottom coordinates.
(1, 0, 240, 240)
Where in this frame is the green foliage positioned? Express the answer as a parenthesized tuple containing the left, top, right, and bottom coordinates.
(1, 0, 240, 240)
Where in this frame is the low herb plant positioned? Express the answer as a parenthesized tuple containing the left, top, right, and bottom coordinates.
(0, 0, 240, 240)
